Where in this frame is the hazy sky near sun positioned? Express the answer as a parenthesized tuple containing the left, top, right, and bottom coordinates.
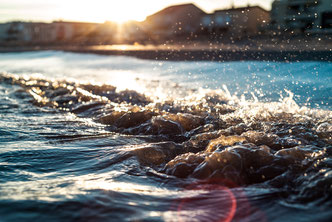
(0, 0, 274, 23)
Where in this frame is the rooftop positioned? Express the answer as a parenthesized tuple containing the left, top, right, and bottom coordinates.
(215, 5, 269, 13)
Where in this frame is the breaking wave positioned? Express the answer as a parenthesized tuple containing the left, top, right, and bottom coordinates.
(1, 73, 331, 220)
(0, 52, 331, 221)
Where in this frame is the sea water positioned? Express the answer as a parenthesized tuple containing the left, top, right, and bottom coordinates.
(0, 51, 331, 222)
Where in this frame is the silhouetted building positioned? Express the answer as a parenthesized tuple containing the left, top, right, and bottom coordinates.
(3, 22, 26, 41)
(53, 21, 100, 41)
(143, 3, 207, 39)
(0, 21, 114, 44)
(271, 0, 332, 33)
(0, 23, 11, 41)
(24, 22, 56, 42)
(202, 6, 270, 37)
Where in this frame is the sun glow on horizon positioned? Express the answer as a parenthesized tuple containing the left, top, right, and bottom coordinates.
(1, 0, 273, 24)
(56, 0, 153, 23)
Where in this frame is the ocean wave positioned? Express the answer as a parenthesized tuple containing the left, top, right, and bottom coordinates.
(1, 73, 331, 210)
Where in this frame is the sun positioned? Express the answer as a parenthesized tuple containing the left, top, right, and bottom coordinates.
(56, 0, 158, 23)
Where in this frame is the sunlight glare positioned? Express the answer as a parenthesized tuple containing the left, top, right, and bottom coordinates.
(58, 0, 156, 23)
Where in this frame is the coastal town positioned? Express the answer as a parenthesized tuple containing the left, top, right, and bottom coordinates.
(0, 0, 331, 46)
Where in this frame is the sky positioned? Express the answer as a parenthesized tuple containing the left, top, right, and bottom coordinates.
(0, 0, 274, 23)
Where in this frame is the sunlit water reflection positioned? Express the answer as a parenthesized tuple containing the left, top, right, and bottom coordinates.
(0, 51, 330, 108)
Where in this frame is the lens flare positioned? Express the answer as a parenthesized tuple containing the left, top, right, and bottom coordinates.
(176, 180, 237, 222)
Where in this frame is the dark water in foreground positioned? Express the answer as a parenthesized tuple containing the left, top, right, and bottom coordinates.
(0, 52, 331, 222)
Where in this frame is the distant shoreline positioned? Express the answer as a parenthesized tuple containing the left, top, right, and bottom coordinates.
(0, 46, 331, 62)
